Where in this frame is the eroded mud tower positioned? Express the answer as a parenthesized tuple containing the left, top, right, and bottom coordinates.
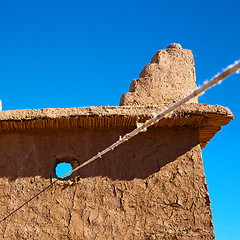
(0, 44, 234, 239)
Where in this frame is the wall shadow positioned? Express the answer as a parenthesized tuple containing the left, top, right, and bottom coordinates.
(75, 128, 200, 180)
(0, 128, 200, 181)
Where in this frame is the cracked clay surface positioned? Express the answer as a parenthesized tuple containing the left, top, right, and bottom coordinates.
(0, 127, 214, 239)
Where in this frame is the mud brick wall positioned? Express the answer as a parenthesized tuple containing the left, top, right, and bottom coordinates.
(0, 127, 214, 239)
(120, 44, 198, 106)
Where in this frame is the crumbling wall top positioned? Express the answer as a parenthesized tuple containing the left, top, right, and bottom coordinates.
(120, 43, 198, 106)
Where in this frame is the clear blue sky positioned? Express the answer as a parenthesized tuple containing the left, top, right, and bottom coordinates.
(0, 1, 239, 238)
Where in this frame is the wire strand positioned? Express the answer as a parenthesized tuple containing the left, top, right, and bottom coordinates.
(0, 59, 239, 224)
(0, 179, 58, 224)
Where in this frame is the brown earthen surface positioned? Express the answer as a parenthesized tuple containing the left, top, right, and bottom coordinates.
(0, 127, 214, 239)
(0, 45, 234, 239)
(120, 44, 198, 106)
(0, 104, 234, 148)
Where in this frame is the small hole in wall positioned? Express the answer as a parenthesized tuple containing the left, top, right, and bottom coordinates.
(55, 162, 73, 179)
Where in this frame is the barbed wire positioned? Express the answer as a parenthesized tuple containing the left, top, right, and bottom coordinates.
(0, 59, 239, 224)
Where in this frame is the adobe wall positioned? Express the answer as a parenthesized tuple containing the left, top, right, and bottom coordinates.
(0, 127, 214, 239)
(120, 44, 198, 106)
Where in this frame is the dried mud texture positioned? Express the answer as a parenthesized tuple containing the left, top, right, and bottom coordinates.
(120, 45, 198, 106)
(0, 127, 214, 239)
(0, 104, 233, 123)
(0, 104, 234, 149)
